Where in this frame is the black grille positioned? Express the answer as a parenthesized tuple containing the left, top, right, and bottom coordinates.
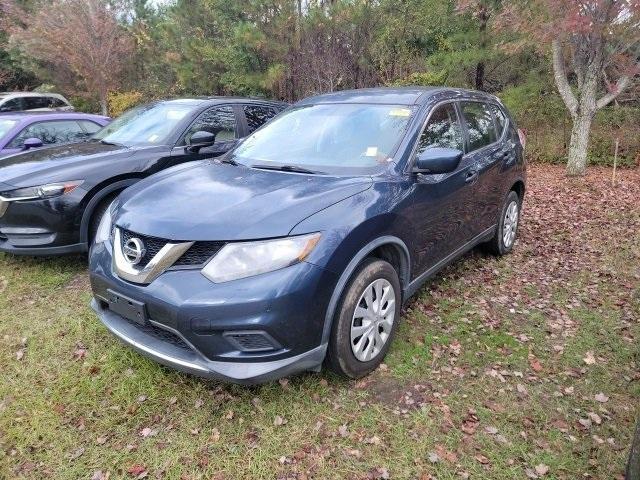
(126, 316, 192, 352)
(174, 241, 225, 267)
(120, 229, 224, 268)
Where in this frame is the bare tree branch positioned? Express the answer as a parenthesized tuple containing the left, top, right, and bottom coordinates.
(596, 75, 632, 110)
(552, 39, 579, 118)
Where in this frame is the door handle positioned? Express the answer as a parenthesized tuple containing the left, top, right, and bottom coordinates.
(465, 169, 479, 183)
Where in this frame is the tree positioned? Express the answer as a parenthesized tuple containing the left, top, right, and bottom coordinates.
(500, 0, 640, 175)
(6, 0, 134, 114)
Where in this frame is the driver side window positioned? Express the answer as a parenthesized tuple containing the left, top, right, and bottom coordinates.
(416, 103, 464, 155)
(183, 106, 237, 145)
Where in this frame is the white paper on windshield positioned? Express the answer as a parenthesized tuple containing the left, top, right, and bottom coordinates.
(365, 147, 379, 157)
(389, 108, 411, 117)
(148, 134, 160, 142)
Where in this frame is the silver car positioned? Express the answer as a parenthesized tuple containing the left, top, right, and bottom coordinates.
(0, 92, 74, 113)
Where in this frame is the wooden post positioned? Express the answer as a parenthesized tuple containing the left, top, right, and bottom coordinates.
(612, 138, 619, 187)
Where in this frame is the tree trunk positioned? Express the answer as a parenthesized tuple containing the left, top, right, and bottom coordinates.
(566, 112, 593, 176)
(99, 90, 108, 116)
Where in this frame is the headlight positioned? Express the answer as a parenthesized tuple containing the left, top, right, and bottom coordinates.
(201, 233, 321, 283)
(0, 181, 83, 200)
(93, 201, 116, 244)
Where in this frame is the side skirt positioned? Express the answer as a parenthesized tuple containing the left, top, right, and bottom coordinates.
(404, 225, 496, 300)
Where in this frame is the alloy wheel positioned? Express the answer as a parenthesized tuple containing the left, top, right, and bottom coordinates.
(503, 200, 519, 248)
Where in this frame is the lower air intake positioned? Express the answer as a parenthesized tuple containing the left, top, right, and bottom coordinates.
(223, 331, 281, 352)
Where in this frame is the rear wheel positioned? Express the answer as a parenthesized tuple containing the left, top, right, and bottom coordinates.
(483, 190, 521, 256)
(325, 258, 401, 378)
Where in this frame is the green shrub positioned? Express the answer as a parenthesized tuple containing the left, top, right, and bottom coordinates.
(108, 91, 145, 117)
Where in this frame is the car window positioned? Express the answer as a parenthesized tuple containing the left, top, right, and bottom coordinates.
(490, 104, 507, 138)
(183, 106, 237, 144)
(460, 101, 497, 151)
(0, 98, 24, 112)
(7, 120, 86, 148)
(233, 104, 415, 174)
(244, 105, 279, 134)
(79, 120, 102, 133)
(93, 103, 194, 146)
(416, 103, 464, 155)
(24, 97, 50, 110)
(49, 97, 68, 108)
(0, 119, 18, 139)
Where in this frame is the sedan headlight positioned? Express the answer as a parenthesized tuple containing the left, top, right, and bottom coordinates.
(202, 233, 321, 283)
(1, 181, 83, 200)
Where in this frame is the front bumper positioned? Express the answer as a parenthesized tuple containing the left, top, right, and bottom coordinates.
(0, 190, 85, 255)
(91, 299, 327, 384)
(89, 241, 338, 384)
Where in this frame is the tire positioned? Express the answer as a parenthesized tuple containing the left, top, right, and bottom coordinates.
(325, 258, 401, 379)
(88, 192, 119, 245)
(483, 190, 521, 256)
(626, 419, 640, 480)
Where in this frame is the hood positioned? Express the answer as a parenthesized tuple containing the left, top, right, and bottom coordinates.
(0, 142, 142, 187)
(115, 161, 372, 241)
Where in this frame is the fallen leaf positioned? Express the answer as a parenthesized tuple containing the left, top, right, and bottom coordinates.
(594, 392, 609, 403)
(126, 464, 147, 478)
(583, 351, 596, 365)
(274, 415, 287, 426)
(427, 452, 440, 463)
(535, 464, 549, 476)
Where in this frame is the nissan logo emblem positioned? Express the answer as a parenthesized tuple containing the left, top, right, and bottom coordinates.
(123, 237, 146, 265)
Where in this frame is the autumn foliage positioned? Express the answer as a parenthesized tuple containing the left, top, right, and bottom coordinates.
(4, 0, 133, 115)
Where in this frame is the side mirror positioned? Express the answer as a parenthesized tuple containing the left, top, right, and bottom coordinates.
(23, 137, 44, 150)
(414, 147, 463, 174)
(187, 130, 216, 151)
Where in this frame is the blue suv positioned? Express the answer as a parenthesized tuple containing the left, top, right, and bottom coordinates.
(89, 87, 526, 384)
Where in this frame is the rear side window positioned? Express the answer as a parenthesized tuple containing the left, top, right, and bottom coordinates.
(79, 120, 102, 133)
(49, 97, 69, 108)
(416, 103, 464, 154)
(460, 102, 497, 151)
(7, 120, 86, 147)
(183, 105, 237, 144)
(491, 104, 508, 138)
(24, 97, 50, 110)
(244, 105, 279, 134)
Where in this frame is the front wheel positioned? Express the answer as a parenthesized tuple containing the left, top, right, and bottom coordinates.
(483, 190, 521, 256)
(325, 258, 401, 379)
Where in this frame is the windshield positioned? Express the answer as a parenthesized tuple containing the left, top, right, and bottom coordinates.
(0, 119, 17, 139)
(232, 104, 415, 174)
(92, 103, 194, 146)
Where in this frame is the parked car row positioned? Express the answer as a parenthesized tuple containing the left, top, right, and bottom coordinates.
(0, 87, 526, 385)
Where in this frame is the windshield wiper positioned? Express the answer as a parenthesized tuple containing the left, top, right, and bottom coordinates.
(251, 164, 321, 174)
(219, 157, 239, 166)
(99, 139, 128, 148)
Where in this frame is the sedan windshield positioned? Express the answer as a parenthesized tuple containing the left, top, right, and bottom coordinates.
(0, 119, 17, 139)
(92, 103, 194, 146)
(232, 104, 415, 174)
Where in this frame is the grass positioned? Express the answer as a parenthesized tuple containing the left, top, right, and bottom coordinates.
(0, 165, 639, 479)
